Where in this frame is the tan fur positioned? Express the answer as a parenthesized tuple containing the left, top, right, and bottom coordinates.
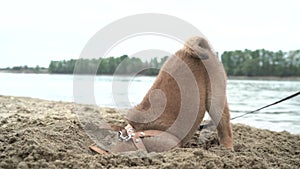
(111, 36, 233, 153)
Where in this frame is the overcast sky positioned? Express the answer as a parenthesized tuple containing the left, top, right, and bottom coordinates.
(0, 0, 299, 68)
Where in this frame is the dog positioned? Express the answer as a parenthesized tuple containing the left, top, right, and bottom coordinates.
(110, 36, 233, 153)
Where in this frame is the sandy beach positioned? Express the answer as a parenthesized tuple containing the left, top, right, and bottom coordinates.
(0, 95, 299, 169)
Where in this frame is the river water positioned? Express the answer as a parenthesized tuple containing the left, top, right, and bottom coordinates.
(1, 73, 299, 134)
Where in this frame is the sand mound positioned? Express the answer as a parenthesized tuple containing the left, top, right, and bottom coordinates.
(0, 96, 299, 169)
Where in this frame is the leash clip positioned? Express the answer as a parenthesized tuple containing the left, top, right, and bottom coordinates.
(118, 130, 134, 142)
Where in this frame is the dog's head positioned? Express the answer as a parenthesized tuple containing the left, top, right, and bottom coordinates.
(183, 36, 212, 60)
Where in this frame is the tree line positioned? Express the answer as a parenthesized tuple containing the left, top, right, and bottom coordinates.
(0, 65, 47, 73)
(48, 49, 300, 77)
(48, 55, 168, 76)
(3, 49, 300, 76)
(221, 49, 300, 76)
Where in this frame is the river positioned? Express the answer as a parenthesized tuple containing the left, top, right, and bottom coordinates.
(0, 73, 299, 134)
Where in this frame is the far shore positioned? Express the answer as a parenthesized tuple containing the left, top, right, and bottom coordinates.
(228, 76, 300, 81)
(1, 71, 300, 81)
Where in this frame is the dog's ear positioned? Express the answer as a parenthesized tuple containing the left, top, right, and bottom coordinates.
(184, 36, 211, 60)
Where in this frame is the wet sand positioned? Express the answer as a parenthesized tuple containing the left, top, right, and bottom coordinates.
(0, 95, 299, 169)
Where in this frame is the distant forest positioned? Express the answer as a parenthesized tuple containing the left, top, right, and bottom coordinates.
(49, 49, 300, 76)
(3, 49, 300, 76)
(49, 55, 168, 76)
(222, 49, 300, 76)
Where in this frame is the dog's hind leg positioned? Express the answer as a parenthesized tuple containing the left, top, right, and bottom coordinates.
(206, 94, 233, 150)
(215, 99, 233, 149)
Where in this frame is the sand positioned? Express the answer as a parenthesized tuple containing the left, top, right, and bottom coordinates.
(0, 95, 299, 169)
